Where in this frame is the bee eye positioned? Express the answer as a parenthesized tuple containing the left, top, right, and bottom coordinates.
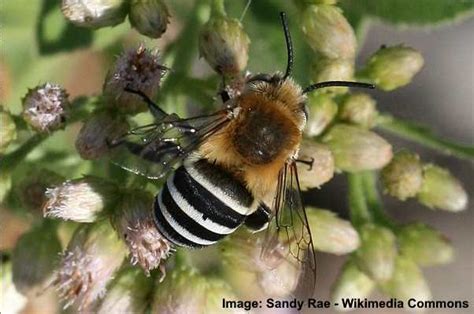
(220, 90, 230, 103)
(303, 104, 309, 121)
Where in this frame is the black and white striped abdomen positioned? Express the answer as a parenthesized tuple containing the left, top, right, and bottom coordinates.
(153, 158, 259, 248)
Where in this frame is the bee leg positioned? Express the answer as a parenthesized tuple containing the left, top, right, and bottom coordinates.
(123, 86, 168, 120)
(244, 203, 271, 233)
(295, 157, 314, 171)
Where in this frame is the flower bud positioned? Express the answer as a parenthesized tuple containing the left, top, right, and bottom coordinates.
(152, 266, 207, 314)
(305, 93, 338, 137)
(111, 190, 172, 275)
(301, 5, 356, 59)
(380, 255, 432, 304)
(339, 92, 377, 128)
(257, 256, 301, 297)
(331, 259, 375, 311)
(43, 176, 119, 223)
(311, 57, 354, 94)
(12, 222, 62, 295)
(205, 278, 245, 314)
(199, 13, 250, 75)
(417, 164, 467, 212)
(0, 110, 16, 153)
(0, 262, 28, 314)
(0, 171, 12, 203)
(381, 150, 423, 201)
(323, 124, 393, 172)
(103, 45, 167, 114)
(398, 223, 454, 267)
(61, 0, 127, 29)
(96, 266, 153, 314)
(53, 220, 127, 310)
(22, 83, 70, 133)
(129, 0, 170, 38)
(307, 208, 360, 255)
(362, 45, 424, 91)
(75, 111, 129, 160)
(354, 224, 397, 282)
(297, 141, 334, 190)
(17, 168, 64, 214)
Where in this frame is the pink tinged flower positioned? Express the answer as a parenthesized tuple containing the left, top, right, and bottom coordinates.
(111, 190, 173, 276)
(103, 45, 167, 114)
(22, 83, 70, 133)
(53, 221, 127, 310)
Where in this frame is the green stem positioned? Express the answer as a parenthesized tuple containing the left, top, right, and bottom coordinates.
(211, 0, 226, 17)
(360, 171, 398, 231)
(377, 114, 474, 161)
(159, 1, 208, 101)
(1, 96, 95, 174)
(347, 173, 372, 228)
(0, 134, 46, 172)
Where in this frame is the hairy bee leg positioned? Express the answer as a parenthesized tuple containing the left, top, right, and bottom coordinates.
(244, 203, 271, 232)
(123, 87, 168, 119)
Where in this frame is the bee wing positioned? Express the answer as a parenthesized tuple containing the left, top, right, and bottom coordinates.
(261, 160, 317, 298)
(108, 110, 231, 179)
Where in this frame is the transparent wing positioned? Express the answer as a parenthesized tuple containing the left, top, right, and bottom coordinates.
(108, 110, 231, 179)
(261, 160, 317, 298)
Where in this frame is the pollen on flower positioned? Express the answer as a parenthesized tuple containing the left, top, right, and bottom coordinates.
(112, 191, 173, 276)
(119, 213, 173, 276)
(103, 45, 167, 113)
(22, 83, 70, 133)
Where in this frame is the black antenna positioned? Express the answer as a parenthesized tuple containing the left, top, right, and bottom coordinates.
(303, 81, 375, 94)
(279, 12, 293, 79)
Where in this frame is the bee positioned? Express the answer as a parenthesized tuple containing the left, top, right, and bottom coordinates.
(109, 12, 373, 293)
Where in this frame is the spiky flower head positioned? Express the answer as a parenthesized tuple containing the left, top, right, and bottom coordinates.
(129, 0, 171, 38)
(22, 83, 70, 133)
(103, 45, 167, 114)
(339, 92, 378, 129)
(398, 223, 454, 267)
(61, 0, 128, 29)
(0, 109, 16, 153)
(297, 141, 335, 190)
(75, 111, 129, 160)
(305, 92, 338, 137)
(17, 168, 64, 214)
(380, 255, 432, 304)
(323, 124, 393, 172)
(301, 4, 356, 59)
(381, 150, 423, 201)
(362, 45, 424, 91)
(111, 190, 172, 276)
(331, 259, 375, 311)
(1, 262, 28, 314)
(96, 266, 153, 314)
(417, 164, 468, 212)
(199, 8, 250, 76)
(311, 57, 354, 94)
(43, 176, 119, 223)
(11, 222, 62, 295)
(53, 220, 127, 310)
(151, 265, 207, 314)
(307, 208, 360, 255)
(354, 224, 397, 282)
